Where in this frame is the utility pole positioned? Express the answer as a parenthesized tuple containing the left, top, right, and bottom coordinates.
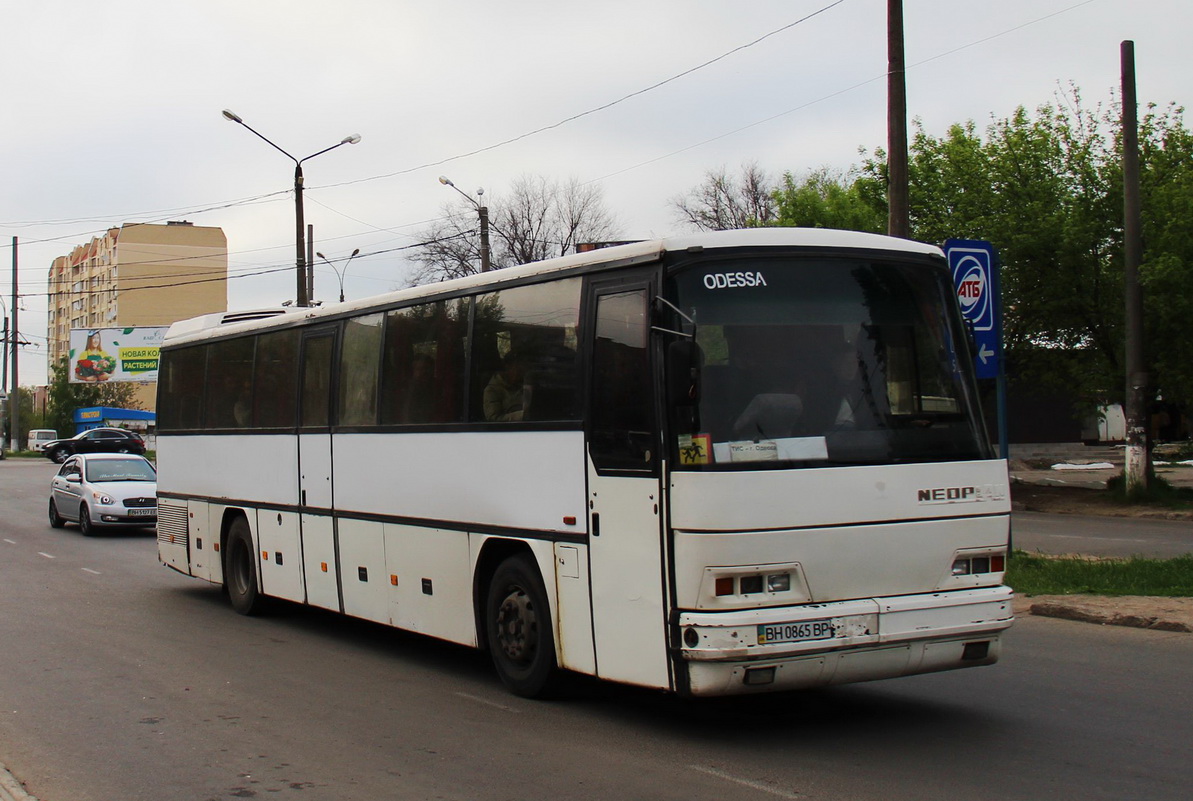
(1121, 40, 1148, 496)
(886, 0, 910, 239)
(10, 237, 19, 453)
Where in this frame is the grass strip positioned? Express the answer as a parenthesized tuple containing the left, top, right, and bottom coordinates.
(1007, 551, 1193, 597)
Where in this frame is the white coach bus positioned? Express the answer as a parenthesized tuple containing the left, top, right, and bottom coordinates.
(156, 228, 1013, 698)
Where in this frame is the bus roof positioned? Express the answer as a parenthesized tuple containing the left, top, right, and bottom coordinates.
(163, 228, 944, 347)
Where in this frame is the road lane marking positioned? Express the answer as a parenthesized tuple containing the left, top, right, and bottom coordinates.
(453, 692, 519, 713)
(2, 539, 15, 545)
(38, 552, 56, 559)
(82, 568, 101, 575)
(691, 765, 804, 798)
(1045, 534, 1151, 543)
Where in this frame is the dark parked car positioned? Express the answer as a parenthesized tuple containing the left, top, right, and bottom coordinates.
(42, 428, 147, 464)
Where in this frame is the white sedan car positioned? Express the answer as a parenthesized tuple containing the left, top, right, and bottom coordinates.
(48, 453, 158, 535)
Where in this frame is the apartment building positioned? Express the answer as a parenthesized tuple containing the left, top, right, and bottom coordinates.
(47, 221, 228, 410)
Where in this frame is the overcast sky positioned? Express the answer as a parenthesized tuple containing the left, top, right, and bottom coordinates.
(3, 0, 1190, 386)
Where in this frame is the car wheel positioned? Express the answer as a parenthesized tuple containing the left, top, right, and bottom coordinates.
(48, 499, 65, 529)
(485, 554, 558, 697)
(78, 504, 96, 537)
(51, 448, 69, 464)
(225, 516, 264, 615)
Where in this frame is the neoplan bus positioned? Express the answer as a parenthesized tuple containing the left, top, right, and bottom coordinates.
(156, 228, 1013, 698)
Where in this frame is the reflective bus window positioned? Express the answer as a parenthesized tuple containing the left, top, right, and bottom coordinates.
(380, 299, 469, 425)
(470, 278, 581, 423)
(204, 338, 255, 429)
(254, 329, 299, 428)
(301, 334, 335, 428)
(158, 346, 207, 430)
(338, 313, 384, 427)
(590, 288, 654, 470)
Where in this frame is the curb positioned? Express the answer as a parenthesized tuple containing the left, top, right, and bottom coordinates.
(0, 763, 36, 801)
(1028, 600, 1193, 633)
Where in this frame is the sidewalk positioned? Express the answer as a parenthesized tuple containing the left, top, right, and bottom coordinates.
(1008, 441, 1193, 490)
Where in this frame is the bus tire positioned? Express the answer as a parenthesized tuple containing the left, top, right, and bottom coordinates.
(485, 555, 557, 698)
(225, 516, 263, 616)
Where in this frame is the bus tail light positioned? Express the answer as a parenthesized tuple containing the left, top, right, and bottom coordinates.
(951, 551, 1007, 576)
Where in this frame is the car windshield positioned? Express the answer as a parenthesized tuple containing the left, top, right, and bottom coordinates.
(663, 253, 989, 470)
(85, 459, 156, 482)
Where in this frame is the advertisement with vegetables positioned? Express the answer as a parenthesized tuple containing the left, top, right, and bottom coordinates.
(69, 327, 167, 383)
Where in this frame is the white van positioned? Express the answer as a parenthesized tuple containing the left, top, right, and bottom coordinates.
(28, 429, 58, 452)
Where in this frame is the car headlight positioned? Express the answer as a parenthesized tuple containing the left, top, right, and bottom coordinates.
(92, 491, 114, 505)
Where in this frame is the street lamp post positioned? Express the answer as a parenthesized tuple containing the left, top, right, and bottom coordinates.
(438, 176, 490, 273)
(222, 109, 361, 306)
(315, 248, 360, 303)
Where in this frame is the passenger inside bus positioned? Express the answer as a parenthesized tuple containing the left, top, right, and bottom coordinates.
(483, 351, 527, 421)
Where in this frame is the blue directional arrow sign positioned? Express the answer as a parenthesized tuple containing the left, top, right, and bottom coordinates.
(945, 239, 1001, 380)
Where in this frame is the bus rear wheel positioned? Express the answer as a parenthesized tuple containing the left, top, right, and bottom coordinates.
(485, 555, 557, 697)
(225, 517, 263, 615)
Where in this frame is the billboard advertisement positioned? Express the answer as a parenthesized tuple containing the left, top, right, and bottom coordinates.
(68, 327, 167, 383)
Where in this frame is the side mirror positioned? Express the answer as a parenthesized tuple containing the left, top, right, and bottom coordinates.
(667, 341, 703, 406)
(66, 474, 82, 484)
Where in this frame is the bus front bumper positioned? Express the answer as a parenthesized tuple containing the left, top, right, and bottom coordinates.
(676, 585, 1014, 696)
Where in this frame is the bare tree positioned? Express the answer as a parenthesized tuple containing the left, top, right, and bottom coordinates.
(672, 162, 778, 231)
(409, 175, 619, 285)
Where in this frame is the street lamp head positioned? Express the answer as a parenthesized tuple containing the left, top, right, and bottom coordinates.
(438, 176, 455, 187)
(315, 252, 326, 260)
(342, 134, 362, 145)
(350, 248, 361, 257)
(221, 109, 243, 124)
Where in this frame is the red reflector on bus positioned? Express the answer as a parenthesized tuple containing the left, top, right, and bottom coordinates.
(390, 575, 399, 586)
(715, 577, 734, 596)
(563, 516, 577, 526)
(320, 562, 328, 573)
(992, 554, 1006, 572)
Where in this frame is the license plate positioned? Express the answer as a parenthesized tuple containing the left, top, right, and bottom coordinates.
(757, 619, 835, 645)
(127, 508, 156, 517)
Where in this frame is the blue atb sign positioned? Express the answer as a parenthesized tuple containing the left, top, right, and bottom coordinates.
(944, 239, 1001, 380)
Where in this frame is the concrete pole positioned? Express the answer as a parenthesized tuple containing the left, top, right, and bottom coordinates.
(886, 0, 910, 239)
(1121, 40, 1148, 495)
(479, 204, 492, 273)
(307, 224, 315, 305)
(10, 237, 19, 453)
(294, 163, 309, 308)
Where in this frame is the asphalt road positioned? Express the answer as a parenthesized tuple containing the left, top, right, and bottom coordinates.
(1012, 510, 1193, 558)
(2, 459, 1191, 800)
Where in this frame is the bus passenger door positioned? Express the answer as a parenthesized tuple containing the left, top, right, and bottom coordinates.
(585, 274, 671, 689)
(298, 328, 340, 612)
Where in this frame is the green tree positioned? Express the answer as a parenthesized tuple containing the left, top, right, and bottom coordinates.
(859, 91, 1191, 412)
(45, 356, 141, 436)
(772, 166, 885, 233)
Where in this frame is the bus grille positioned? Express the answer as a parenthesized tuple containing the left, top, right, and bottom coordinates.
(157, 503, 189, 548)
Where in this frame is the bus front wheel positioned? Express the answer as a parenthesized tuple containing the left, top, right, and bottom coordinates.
(485, 555, 557, 697)
(225, 517, 263, 615)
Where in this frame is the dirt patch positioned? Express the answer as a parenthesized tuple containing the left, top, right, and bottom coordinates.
(1012, 480, 1193, 521)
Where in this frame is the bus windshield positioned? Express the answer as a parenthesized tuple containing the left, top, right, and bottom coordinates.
(665, 254, 989, 470)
